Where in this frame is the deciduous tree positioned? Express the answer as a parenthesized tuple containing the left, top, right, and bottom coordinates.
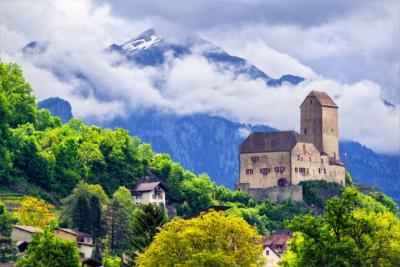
(16, 230, 80, 267)
(16, 196, 54, 229)
(136, 210, 264, 267)
(280, 188, 400, 267)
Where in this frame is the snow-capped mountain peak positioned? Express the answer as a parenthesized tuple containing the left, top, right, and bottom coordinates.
(121, 29, 161, 51)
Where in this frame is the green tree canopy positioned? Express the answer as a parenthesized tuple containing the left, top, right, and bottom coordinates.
(16, 230, 80, 267)
(136, 210, 264, 267)
(280, 187, 400, 267)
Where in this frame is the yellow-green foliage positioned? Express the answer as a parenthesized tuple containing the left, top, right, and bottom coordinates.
(136, 210, 264, 267)
(15, 196, 55, 229)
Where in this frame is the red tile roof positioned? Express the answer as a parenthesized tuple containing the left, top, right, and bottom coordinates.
(262, 231, 292, 254)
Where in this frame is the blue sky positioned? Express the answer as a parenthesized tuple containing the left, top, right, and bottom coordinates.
(0, 0, 398, 153)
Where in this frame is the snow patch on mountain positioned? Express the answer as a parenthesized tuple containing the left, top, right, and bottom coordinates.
(121, 35, 161, 51)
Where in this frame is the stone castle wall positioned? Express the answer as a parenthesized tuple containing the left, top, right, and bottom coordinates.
(239, 151, 291, 188)
(236, 183, 303, 203)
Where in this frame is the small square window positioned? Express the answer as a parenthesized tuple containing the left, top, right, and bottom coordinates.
(246, 169, 253, 175)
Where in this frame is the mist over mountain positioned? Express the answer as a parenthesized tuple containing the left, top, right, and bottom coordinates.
(109, 29, 305, 86)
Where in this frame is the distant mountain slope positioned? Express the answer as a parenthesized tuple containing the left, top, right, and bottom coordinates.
(37, 98, 400, 204)
(37, 97, 73, 123)
(109, 29, 304, 86)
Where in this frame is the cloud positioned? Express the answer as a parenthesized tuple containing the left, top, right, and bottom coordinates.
(0, 0, 398, 154)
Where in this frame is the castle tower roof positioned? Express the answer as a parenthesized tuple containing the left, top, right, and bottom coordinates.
(239, 131, 307, 153)
(300, 91, 338, 108)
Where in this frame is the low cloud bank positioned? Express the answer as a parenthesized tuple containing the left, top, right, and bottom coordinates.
(0, 0, 398, 154)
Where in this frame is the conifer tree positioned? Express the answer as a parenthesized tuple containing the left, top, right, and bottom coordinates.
(71, 194, 91, 233)
(0, 202, 17, 263)
(89, 195, 105, 240)
(105, 199, 130, 253)
(127, 203, 167, 263)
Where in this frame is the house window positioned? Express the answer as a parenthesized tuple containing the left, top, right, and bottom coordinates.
(157, 193, 163, 199)
(246, 169, 253, 175)
(135, 195, 141, 199)
(260, 168, 270, 175)
(295, 167, 298, 173)
(77, 237, 84, 243)
(304, 128, 307, 135)
(303, 144, 306, 151)
(299, 168, 306, 173)
(321, 158, 324, 163)
(266, 249, 269, 256)
(79, 252, 85, 258)
(301, 157, 304, 161)
(310, 99, 312, 104)
(297, 155, 300, 161)
(250, 156, 259, 163)
(152, 194, 156, 199)
(318, 168, 321, 174)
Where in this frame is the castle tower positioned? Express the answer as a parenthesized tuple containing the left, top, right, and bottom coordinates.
(300, 91, 339, 160)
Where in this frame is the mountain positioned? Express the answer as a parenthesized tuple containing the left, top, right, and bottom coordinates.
(109, 29, 304, 86)
(37, 98, 400, 204)
(31, 29, 399, 203)
(37, 97, 73, 123)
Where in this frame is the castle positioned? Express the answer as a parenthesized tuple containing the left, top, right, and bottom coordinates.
(236, 91, 345, 202)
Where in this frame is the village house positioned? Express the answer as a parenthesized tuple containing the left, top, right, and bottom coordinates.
(11, 225, 100, 267)
(262, 246, 281, 267)
(262, 230, 292, 256)
(55, 228, 94, 259)
(130, 181, 166, 207)
(236, 91, 345, 202)
(11, 225, 42, 244)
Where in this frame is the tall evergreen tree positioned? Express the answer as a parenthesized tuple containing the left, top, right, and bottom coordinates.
(0, 202, 17, 263)
(71, 194, 91, 233)
(127, 203, 167, 263)
(105, 199, 130, 253)
(89, 195, 105, 240)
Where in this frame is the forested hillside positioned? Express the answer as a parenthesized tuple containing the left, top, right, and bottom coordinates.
(1, 60, 400, 266)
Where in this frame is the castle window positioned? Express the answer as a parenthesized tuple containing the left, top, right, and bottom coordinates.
(321, 158, 324, 163)
(295, 167, 298, 173)
(324, 168, 326, 174)
(307, 168, 309, 174)
(303, 144, 306, 151)
(250, 156, 259, 163)
(246, 169, 253, 175)
(309, 157, 312, 162)
(299, 168, 306, 173)
(318, 168, 321, 173)
(297, 155, 300, 161)
(260, 168, 271, 175)
(304, 128, 307, 135)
